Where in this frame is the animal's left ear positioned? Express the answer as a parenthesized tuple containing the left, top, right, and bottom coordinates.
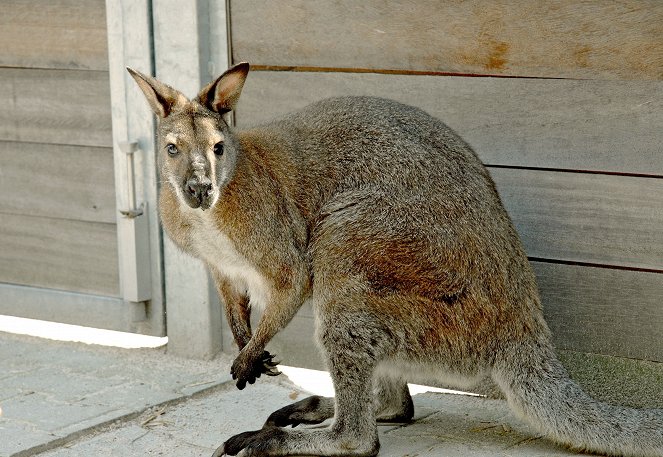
(197, 62, 249, 114)
(126, 67, 187, 118)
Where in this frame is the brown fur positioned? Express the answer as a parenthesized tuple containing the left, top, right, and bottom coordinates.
(128, 64, 663, 457)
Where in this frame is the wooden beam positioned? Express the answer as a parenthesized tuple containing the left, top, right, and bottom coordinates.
(236, 70, 663, 176)
(492, 168, 663, 271)
(0, 0, 108, 71)
(0, 142, 116, 224)
(536, 262, 663, 362)
(0, 214, 120, 297)
(0, 284, 149, 334)
(230, 0, 663, 80)
(0, 68, 112, 147)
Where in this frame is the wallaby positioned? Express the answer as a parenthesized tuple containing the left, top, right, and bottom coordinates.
(128, 63, 663, 457)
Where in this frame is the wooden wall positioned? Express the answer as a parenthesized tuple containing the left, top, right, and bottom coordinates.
(0, 0, 119, 297)
(228, 0, 663, 367)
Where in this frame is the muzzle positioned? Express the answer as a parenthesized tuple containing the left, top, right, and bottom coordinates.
(183, 175, 213, 210)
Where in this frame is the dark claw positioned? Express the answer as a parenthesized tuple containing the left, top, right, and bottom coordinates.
(232, 351, 281, 390)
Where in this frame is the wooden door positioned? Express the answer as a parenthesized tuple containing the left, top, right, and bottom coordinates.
(0, 0, 164, 335)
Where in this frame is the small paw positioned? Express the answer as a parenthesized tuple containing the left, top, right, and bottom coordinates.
(231, 350, 281, 390)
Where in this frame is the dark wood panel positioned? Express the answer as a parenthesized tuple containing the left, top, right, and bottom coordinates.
(236, 71, 663, 176)
(0, 68, 112, 147)
(535, 262, 663, 362)
(492, 169, 663, 270)
(230, 0, 663, 80)
(0, 142, 116, 223)
(0, 214, 119, 297)
(0, 0, 108, 70)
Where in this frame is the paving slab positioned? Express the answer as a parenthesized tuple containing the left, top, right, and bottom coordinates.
(0, 331, 232, 457)
(0, 331, 594, 457)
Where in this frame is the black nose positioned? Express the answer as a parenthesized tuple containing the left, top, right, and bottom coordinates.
(185, 177, 212, 203)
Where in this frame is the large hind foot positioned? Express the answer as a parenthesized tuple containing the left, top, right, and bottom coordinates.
(264, 377, 413, 429)
(264, 395, 334, 427)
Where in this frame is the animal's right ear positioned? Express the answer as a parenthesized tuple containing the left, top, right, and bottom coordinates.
(196, 62, 250, 115)
(126, 68, 187, 118)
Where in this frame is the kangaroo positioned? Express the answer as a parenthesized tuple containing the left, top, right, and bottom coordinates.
(128, 63, 663, 457)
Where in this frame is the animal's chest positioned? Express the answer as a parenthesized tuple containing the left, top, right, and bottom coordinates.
(188, 217, 271, 311)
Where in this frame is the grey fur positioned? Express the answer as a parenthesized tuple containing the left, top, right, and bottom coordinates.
(128, 64, 663, 457)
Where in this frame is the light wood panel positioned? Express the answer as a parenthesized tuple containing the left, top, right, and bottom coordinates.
(236, 71, 663, 176)
(0, 142, 116, 223)
(0, 0, 108, 70)
(492, 169, 663, 270)
(0, 284, 149, 334)
(230, 0, 663, 80)
(535, 262, 663, 362)
(0, 68, 112, 147)
(0, 214, 120, 297)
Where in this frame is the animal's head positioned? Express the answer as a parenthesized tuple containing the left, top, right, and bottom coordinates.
(127, 63, 249, 210)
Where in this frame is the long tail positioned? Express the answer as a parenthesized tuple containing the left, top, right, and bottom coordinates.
(492, 339, 663, 457)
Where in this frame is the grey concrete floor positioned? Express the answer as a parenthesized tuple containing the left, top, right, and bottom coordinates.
(0, 331, 591, 457)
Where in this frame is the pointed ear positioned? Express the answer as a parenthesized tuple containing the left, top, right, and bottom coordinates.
(197, 62, 249, 114)
(126, 67, 187, 118)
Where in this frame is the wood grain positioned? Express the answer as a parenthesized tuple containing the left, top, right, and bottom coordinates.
(535, 262, 663, 362)
(0, 141, 116, 223)
(0, 68, 112, 147)
(0, 214, 120, 297)
(236, 71, 663, 176)
(230, 0, 663, 80)
(0, 0, 108, 70)
(492, 169, 663, 271)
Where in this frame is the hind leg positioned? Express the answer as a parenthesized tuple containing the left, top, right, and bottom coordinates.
(214, 304, 385, 457)
(264, 375, 413, 428)
(374, 376, 414, 423)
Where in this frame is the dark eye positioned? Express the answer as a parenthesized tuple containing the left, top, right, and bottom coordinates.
(166, 143, 178, 156)
(213, 142, 224, 156)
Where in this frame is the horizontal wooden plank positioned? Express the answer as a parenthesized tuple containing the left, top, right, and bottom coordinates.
(236, 71, 663, 175)
(0, 284, 155, 334)
(231, 0, 663, 80)
(0, 214, 119, 297)
(535, 262, 663, 362)
(492, 169, 663, 270)
(0, 142, 116, 223)
(557, 351, 663, 409)
(0, 0, 108, 70)
(0, 68, 112, 147)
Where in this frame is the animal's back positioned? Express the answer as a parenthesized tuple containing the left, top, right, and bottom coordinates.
(245, 96, 541, 358)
